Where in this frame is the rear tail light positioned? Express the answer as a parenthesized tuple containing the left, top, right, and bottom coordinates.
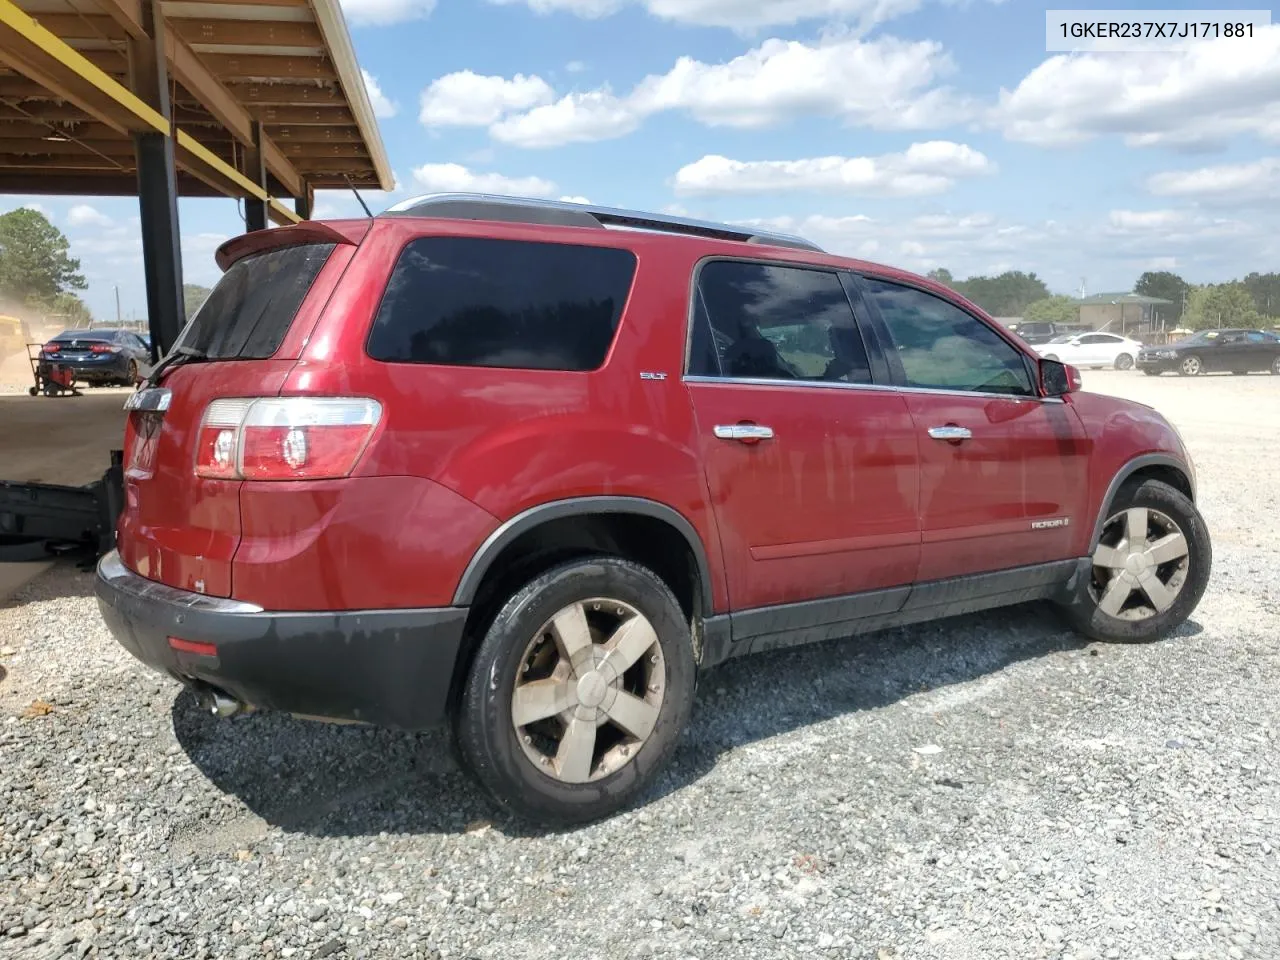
(195, 397, 381, 480)
(90, 343, 121, 354)
(42, 342, 60, 353)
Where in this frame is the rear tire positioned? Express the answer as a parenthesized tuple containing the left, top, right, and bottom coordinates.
(454, 556, 696, 826)
(1115, 353, 1134, 370)
(1057, 479, 1210, 643)
(1271, 356, 1280, 375)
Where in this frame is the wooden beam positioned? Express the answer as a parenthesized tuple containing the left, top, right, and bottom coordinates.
(255, 104, 352, 124)
(24, 13, 129, 42)
(0, 101, 99, 121)
(169, 18, 322, 47)
(218, 79, 342, 103)
(199, 52, 333, 79)
(0, 156, 122, 169)
(266, 123, 361, 142)
(0, 118, 114, 137)
(277, 140, 365, 158)
(0, 136, 139, 155)
(290, 157, 377, 174)
(0, 170, 223, 194)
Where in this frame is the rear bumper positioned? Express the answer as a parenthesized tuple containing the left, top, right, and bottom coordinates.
(42, 356, 129, 381)
(95, 550, 468, 730)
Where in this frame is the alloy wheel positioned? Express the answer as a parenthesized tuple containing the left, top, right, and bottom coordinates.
(1090, 507, 1190, 621)
(1180, 356, 1202, 376)
(510, 598, 665, 784)
(1272, 356, 1280, 375)
(1115, 353, 1134, 370)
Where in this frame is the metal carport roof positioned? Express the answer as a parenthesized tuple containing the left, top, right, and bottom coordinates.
(0, 0, 392, 219)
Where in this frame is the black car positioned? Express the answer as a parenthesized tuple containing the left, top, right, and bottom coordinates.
(1137, 328, 1280, 377)
(39, 328, 150, 386)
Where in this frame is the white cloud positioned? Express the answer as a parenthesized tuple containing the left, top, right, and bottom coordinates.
(1107, 209, 1187, 231)
(477, 32, 967, 148)
(419, 71, 555, 127)
(993, 26, 1280, 149)
(411, 163, 557, 197)
(67, 204, 113, 229)
(673, 142, 992, 197)
(339, 0, 435, 26)
(490, 0, 997, 31)
(565, 60, 587, 73)
(362, 70, 398, 119)
(490, 89, 640, 147)
(559, 195, 591, 203)
(1147, 158, 1280, 203)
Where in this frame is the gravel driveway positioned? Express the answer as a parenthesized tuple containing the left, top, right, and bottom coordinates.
(2, 370, 1278, 960)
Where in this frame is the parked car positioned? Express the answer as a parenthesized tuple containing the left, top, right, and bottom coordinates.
(39, 328, 150, 385)
(96, 195, 1212, 825)
(1036, 332, 1144, 370)
(1010, 320, 1077, 345)
(1137, 328, 1280, 376)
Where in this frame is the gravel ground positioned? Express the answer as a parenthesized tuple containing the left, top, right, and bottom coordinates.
(2, 370, 1278, 960)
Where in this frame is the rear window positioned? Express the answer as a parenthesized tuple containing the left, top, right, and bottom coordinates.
(366, 237, 638, 371)
(174, 243, 335, 360)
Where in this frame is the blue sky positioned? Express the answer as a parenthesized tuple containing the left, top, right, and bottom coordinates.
(4, 0, 1280, 321)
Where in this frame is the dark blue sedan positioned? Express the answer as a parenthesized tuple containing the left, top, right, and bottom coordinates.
(39, 328, 151, 386)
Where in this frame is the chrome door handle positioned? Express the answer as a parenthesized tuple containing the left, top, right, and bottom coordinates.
(714, 424, 775, 441)
(927, 425, 972, 441)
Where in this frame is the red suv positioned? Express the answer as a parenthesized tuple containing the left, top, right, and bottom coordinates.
(97, 194, 1211, 824)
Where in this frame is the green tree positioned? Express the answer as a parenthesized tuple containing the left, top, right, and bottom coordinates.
(926, 268, 955, 285)
(1183, 282, 1261, 330)
(1240, 272, 1280, 319)
(1134, 270, 1190, 325)
(1023, 296, 1079, 325)
(0, 208, 86, 302)
(184, 283, 213, 319)
(954, 271, 1051, 317)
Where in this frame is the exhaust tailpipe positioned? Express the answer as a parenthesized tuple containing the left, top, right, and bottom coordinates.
(193, 683, 249, 718)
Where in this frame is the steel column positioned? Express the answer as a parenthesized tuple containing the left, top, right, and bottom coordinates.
(294, 182, 314, 220)
(128, 0, 183, 359)
(243, 119, 267, 231)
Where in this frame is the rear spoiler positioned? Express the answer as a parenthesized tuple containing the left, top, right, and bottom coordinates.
(215, 219, 371, 271)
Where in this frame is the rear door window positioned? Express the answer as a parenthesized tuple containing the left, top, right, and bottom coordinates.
(367, 237, 637, 371)
(174, 243, 335, 359)
(689, 260, 873, 384)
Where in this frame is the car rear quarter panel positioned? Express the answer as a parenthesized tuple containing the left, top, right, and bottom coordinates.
(282, 218, 730, 612)
(1067, 391, 1193, 552)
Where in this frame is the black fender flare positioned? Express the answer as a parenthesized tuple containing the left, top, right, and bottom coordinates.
(451, 496, 716, 616)
(1089, 453, 1195, 550)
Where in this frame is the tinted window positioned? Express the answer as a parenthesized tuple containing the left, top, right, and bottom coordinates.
(174, 243, 334, 360)
(367, 237, 637, 371)
(862, 278, 1034, 397)
(1246, 332, 1267, 343)
(1080, 334, 1116, 344)
(689, 261, 871, 384)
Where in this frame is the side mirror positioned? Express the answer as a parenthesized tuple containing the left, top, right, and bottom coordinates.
(1041, 358, 1082, 397)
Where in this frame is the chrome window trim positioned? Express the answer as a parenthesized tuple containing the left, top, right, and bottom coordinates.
(682, 374, 1066, 403)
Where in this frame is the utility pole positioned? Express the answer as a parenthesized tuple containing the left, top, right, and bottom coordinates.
(115, 286, 122, 326)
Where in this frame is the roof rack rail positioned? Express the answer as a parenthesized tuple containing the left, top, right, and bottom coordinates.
(381, 193, 824, 253)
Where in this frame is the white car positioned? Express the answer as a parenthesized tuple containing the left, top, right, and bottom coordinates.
(1035, 332, 1144, 370)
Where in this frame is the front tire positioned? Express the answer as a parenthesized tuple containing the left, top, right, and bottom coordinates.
(1271, 356, 1280, 375)
(1178, 355, 1203, 376)
(455, 557, 696, 826)
(1115, 353, 1134, 370)
(1057, 479, 1210, 643)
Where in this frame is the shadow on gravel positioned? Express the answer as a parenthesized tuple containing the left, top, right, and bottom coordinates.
(171, 602, 1203, 839)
